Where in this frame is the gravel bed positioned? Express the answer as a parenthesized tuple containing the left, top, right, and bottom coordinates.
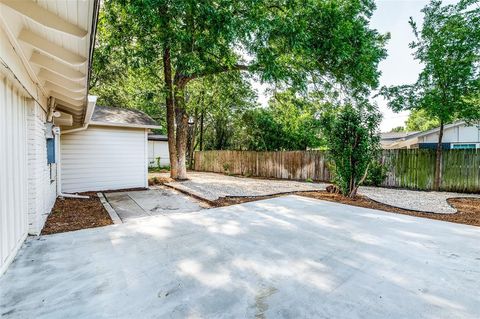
(164, 172, 328, 201)
(161, 172, 480, 214)
(358, 187, 480, 214)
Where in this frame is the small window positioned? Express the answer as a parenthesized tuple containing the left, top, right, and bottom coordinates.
(451, 144, 476, 150)
(47, 138, 56, 163)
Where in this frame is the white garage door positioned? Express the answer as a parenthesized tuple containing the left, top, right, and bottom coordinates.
(61, 126, 148, 192)
(0, 76, 28, 275)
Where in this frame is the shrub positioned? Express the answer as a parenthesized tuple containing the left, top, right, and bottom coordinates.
(324, 103, 381, 197)
(365, 160, 388, 186)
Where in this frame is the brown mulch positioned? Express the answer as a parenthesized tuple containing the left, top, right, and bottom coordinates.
(42, 192, 113, 235)
(211, 191, 480, 227)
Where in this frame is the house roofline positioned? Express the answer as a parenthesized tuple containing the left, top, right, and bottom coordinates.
(89, 121, 162, 129)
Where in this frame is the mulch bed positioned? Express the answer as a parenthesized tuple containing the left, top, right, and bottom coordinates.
(42, 192, 113, 235)
(211, 191, 480, 227)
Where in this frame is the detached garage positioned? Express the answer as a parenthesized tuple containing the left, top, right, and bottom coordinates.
(60, 106, 161, 193)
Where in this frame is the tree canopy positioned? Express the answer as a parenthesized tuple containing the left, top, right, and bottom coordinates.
(94, 0, 388, 178)
(381, 0, 480, 189)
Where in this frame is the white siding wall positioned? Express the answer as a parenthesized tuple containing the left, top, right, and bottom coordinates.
(26, 101, 57, 235)
(61, 126, 148, 192)
(0, 76, 28, 275)
(148, 140, 170, 167)
(421, 124, 480, 143)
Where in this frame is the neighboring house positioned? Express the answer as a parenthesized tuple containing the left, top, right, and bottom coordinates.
(148, 134, 170, 168)
(382, 121, 480, 150)
(0, 0, 159, 276)
(380, 131, 419, 149)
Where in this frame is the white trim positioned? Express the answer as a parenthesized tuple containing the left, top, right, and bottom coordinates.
(1, 0, 88, 37)
(30, 52, 86, 81)
(89, 121, 162, 129)
(144, 129, 149, 188)
(18, 29, 87, 65)
(61, 95, 97, 135)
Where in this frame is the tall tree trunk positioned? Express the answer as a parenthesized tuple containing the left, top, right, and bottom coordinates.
(199, 110, 204, 151)
(163, 47, 178, 179)
(188, 108, 198, 168)
(174, 77, 189, 180)
(433, 120, 444, 191)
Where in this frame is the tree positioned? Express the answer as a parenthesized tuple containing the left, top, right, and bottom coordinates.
(390, 126, 405, 132)
(381, 0, 480, 190)
(185, 73, 258, 152)
(101, 0, 388, 179)
(239, 90, 325, 151)
(324, 104, 381, 198)
(90, 9, 166, 133)
(405, 109, 440, 132)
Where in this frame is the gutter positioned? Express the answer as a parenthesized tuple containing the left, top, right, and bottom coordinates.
(61, 95, 97, 134)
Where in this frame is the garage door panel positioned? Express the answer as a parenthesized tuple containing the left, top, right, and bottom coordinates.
(61, 126, 147, 192)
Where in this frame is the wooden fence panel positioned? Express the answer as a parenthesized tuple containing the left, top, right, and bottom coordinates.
(193, 149, 479, 193)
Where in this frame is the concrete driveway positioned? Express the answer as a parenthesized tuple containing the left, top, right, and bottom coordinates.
(1, 196, 479, 318)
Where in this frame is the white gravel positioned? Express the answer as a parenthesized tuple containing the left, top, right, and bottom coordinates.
(358, 186, 479, 214)
(164, 172, 328, 201)
(162, 172, 479, 214)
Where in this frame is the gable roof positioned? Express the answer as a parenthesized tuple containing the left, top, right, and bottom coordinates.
(90, 106, 161, 129)
(404, 121, 467, 140)
(380, 131, 419, 141)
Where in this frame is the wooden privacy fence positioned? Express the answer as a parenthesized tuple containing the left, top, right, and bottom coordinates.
(193, 149, 480, 193)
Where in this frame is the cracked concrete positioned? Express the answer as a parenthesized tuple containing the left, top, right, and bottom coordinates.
(1, 196, 479, 318)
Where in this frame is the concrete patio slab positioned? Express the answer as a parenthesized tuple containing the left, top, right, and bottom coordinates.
(104, 187, 207, 222)
(1, 196, 479, 318)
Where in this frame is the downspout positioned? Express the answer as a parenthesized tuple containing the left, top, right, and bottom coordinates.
(57, 95, 97, 199)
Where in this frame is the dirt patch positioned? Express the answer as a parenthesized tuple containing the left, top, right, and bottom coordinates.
(149, 176, 174, 186)
(211, 191, 480, 227)
(42, 192, 113, 235)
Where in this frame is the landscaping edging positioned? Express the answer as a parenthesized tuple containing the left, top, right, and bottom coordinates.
(97, 192, 123, 224)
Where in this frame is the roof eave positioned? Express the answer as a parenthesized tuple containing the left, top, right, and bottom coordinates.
(89, 121, 162, 129)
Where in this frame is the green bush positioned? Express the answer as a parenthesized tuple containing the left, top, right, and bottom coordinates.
(323, 103, 381, 197)
(364, 160, 387, 186)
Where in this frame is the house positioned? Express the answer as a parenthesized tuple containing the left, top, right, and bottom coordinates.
(380, 131, 419, 149)
(382, 121, 480, 150)
(148, 134, 170, 168)
(0, 0, 160, 276)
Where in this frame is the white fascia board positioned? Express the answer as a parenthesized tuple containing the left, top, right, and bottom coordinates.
(89, 121, 162, 130)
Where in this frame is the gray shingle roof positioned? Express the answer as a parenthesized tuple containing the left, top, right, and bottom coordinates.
(91, 106, 160, 128)
(380, 131, 419, 141)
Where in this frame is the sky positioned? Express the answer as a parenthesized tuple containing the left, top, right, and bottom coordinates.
(253, 0, 458, 132)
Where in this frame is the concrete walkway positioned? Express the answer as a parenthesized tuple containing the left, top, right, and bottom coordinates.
(104, 187, 207, 222)
(1, 196, 479, 318)
(163, 172, 479, 213)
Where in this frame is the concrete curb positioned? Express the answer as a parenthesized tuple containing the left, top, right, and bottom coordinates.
(97, 192, 123, 224)
(162, 183, 216, 206)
